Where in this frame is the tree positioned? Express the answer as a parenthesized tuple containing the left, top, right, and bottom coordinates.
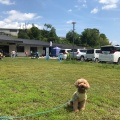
(80, 28, 109, 48)
(66, 31, 81, 46)
(49, 27, 59, 42)
(18, 25, 41, 40)
(28, 26, 41, 40)
(44, 23, 52, 31)
(18, 29, 30, 39)
(59, 37, 71, 44)
(99, 33, 109, 46)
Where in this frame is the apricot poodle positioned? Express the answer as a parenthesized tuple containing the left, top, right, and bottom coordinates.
(68, 78, 90, 112)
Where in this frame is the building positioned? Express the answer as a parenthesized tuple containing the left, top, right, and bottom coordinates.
(0, 34, 80, 57)
(0, 28, 82, 57)
(0, 28, 19, 36)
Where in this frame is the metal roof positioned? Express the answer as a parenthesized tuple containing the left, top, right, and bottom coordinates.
(0, 35, 23, 43)
(0, 35, 81, 49)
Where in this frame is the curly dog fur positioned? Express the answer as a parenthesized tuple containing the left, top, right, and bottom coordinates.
(68, 78, 90, 112)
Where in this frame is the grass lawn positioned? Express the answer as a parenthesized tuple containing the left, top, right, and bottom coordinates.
(0, 57, 120, 120)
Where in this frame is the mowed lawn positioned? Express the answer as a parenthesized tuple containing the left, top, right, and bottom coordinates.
(0, 57, 120, 120)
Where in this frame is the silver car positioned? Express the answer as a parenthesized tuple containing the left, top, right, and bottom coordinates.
(70, 49, 87, 61)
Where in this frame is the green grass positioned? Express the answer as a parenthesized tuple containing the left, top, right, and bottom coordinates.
(0, 57, 120, 120)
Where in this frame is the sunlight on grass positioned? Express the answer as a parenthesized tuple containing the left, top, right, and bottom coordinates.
(0, 58, 120, 120)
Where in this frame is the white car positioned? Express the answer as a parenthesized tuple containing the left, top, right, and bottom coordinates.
(99, 45, 120, 64)
(85, 49, 101, 62)
(58, 49, 71, 60)
(70, 49, 87, 61)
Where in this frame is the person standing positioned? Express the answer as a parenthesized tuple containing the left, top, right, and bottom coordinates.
(30, 51, 33, 57)
(25, 51, 28, 57)
(11, 50, 16, 58)
(0, 49, 3, 60)
(36, 51, 39, 58)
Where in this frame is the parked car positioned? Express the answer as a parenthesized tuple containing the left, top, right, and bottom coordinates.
(70, 49, 87, 61)
(58, 49, 71, 60)
(99, 45, 120, 64)
(85, 49, 101, 62)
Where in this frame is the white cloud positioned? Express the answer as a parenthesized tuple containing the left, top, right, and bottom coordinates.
(99, 0, 119, 4)
(0, 0, 15, 5)
(82, 4, 87, 8)
(68, 9, 72, 12)
(76, 0, 87, 10)
(0, 21, 43, 29)
(0, 21, 19, 28)
(4, 10, 42, 22)
(98, 0, 119, 10)
(66, 20, 74, 24)
(0, 10, 42, 29)
(91, 8, 99, 14)
(102, 4, 117, 9)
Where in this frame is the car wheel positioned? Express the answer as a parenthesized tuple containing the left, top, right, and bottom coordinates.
(117, 58, 120, 65)
(80, 56, 84, 62)
(95, 58, 99, 63)
(85, 58, 88, 62)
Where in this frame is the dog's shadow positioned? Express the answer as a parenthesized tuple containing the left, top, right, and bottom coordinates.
(64, 104, 73, 112)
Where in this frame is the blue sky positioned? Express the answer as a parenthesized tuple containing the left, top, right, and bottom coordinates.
(0, 0, 120, 45)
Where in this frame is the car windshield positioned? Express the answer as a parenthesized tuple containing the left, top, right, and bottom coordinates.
(101, 46, 120, 53)
(71, 49, 77, 52)
(87, 49, 94, 54)
(80, 50, 87, 52)
(59, 50, 65, 53)
(101, 46, 120, 51)
(101, 46, 114, 51)
(96, 50, 101, 53)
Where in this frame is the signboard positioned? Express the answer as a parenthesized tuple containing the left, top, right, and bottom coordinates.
(46, 47, 49, 60)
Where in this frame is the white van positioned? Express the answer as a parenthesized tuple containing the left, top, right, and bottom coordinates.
(58, 49, 71, 60)
(99, 45, 120, 64)
(85, 49, 101, 62)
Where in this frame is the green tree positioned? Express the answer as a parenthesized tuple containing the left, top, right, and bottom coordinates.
(40, 29, 49, 39)
(66, 31, 73, 43)
(43, 24, 60, 43)
(58, 37, 71, 44)
(49, 27, 59, 43)
(80, 28, 109, 48)
(66, 31, 81, 46)
(18, 29, 30, 39)
(44, 23, 52, 31)
(18, 25, 41, 40)
(28, 25, 41, 40)
(99, 33, 109, 46)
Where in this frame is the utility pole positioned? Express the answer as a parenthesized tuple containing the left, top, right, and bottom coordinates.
(72, 22, 76, 60)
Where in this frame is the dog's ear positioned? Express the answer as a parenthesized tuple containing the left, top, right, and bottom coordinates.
(74, 79, 81, 88)
(85, 80, 90, 89)
(74, 80, 79, 88)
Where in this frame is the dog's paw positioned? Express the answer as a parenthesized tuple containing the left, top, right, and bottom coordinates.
(75, 109, 79, 113)
(81, 107, 85, 111)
